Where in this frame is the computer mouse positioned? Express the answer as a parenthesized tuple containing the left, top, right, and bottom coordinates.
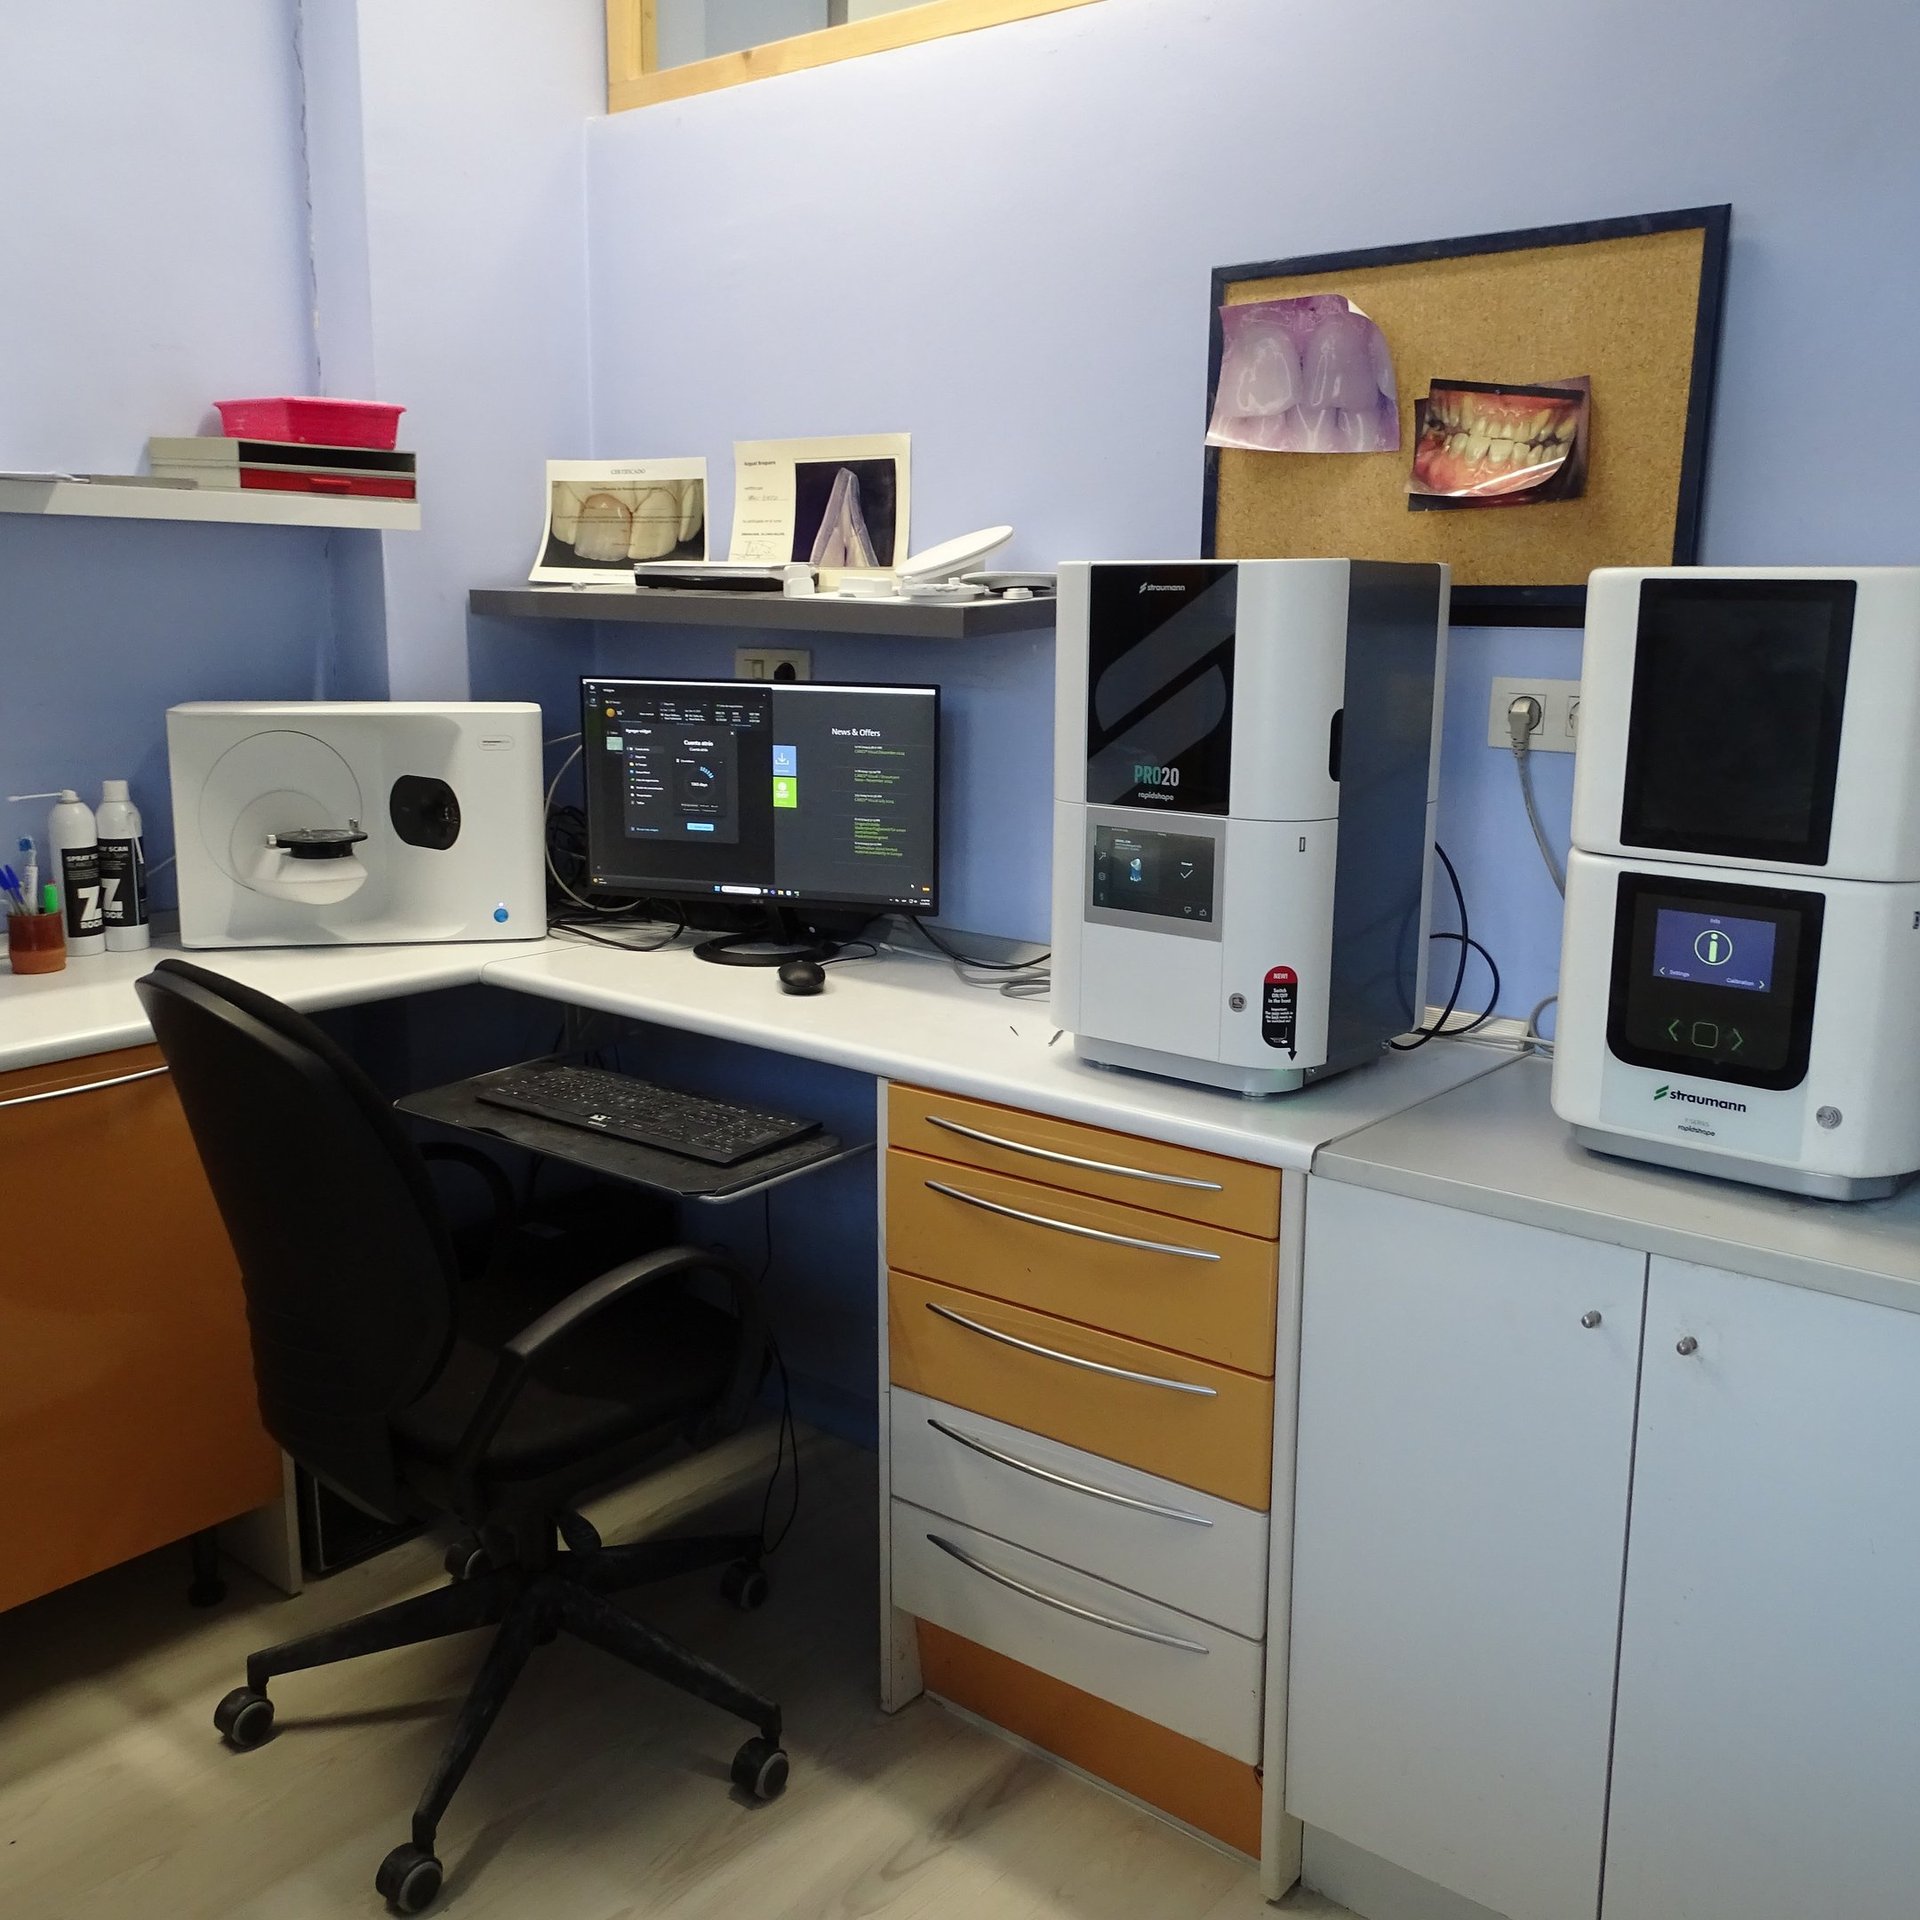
(777, 958, 826, 996)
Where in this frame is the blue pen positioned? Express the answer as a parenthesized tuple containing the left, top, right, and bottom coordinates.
(0, 864, 26, 913)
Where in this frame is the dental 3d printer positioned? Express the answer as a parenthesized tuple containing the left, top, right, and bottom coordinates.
(1552, 566, 1920, 1199)
(1051, 559, 1449, 1094)
(168, 702, 545, 948)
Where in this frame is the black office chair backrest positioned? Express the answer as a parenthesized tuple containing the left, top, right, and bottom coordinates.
(136, 959, 458, 1519)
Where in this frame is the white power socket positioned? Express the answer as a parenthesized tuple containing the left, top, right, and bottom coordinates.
(735, 647, 811, 681)
(1487, 676, 1581, 753)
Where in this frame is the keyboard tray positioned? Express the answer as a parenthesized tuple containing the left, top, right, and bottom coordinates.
(399, 1063, 854, 1203)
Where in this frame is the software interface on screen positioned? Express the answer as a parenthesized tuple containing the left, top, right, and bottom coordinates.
(581, 678, 939, 912)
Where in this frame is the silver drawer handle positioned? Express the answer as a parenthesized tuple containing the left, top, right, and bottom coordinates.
(926, 1417, 1211, 1525)
(927, 1534, 1209, 1653)
(0, 1064, 169, 1111)
(924, 1300, 1217, 1397)
(924, 1113, 1224, 1192)
(923, 1179, 1219, 1262)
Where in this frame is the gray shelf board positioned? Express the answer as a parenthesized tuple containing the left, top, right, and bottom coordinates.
(468, 584, 1056, 639)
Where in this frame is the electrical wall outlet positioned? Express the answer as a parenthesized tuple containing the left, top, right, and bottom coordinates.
(1487, 676, 1581, 752)
(735, 647, 811, 682)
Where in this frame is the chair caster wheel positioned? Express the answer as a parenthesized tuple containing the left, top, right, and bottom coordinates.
(375, 1842, 444, 1913)
(721, 1559, 770, 1611)
(731, 1735, 789, 1801)
(213, 1686, 275, 1750)
(443, 1538, 488, 1582)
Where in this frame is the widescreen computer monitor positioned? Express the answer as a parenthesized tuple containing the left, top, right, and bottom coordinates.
(580, 676, 940, 962)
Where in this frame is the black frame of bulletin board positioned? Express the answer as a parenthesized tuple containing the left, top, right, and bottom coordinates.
(1200, 205, 1731, 627)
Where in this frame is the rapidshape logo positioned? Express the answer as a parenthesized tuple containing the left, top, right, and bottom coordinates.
(1654, 1084, 1747, 1112)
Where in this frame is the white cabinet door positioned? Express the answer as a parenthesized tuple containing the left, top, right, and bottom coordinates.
(1288, 1182, 1646, 1920)
(1604, 1258, 1920, 1920)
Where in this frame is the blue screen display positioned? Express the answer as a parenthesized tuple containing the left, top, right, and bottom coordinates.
(1652, 907, 1777, 993)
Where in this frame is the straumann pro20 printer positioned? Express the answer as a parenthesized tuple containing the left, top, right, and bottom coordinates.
(1050, 559, 1449, 1095)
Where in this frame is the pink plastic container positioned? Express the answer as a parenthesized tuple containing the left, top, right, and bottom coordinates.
(213, 396, 406, 450)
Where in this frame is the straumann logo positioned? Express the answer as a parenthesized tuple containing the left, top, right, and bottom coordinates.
(1654, 1084, 1747, 1113)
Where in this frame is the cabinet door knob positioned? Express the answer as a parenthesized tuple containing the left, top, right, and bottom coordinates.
(1581, 1311, 1603, 1329)
(1676, 1335, 1699, 1356)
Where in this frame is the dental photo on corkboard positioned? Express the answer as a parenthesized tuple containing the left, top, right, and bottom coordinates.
(1201, 206, 1729, 624)
(1409, 377, 1589, 506)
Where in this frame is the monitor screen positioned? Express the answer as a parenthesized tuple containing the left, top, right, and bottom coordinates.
(580, 677, 939, 914)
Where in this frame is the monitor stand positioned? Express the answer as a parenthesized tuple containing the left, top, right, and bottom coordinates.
(691, 907, 842, 968)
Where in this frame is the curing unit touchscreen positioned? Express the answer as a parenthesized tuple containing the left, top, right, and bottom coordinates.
(1607, 873, 1823, 1090)
(1651, 908, 1777, 993)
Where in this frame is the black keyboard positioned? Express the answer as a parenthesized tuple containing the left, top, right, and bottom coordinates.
(476, 1063, 820, 1167)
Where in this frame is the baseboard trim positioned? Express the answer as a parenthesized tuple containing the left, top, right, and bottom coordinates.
(1302, 1826, 1508, 1920)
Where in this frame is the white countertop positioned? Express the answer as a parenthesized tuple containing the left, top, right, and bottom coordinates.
(479, 938, 1510, 1170)
(1316, 1057, 1920, 1315)
(2, 929, 1510, 1170)
(0, 934, 535, 1073)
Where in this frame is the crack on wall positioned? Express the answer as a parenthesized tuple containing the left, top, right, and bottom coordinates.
(291, 0, 325, 393)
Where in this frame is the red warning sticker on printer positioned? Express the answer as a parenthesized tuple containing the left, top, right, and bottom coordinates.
(1262, 966, 1297, 1055)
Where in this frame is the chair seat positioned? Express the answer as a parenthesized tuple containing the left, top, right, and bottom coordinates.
(393, 1273, 738, 1480)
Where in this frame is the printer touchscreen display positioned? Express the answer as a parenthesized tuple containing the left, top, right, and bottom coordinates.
(1090, 825, 1215, 924)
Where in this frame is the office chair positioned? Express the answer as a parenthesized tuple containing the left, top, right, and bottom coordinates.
(135, 960, 789, 1915)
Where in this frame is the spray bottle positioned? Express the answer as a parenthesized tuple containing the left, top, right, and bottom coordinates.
(96, 780, 150, 951)
(8, 790, 105, 955)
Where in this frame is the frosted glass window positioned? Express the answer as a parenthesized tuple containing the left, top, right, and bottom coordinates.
(654, 0, 927, 68)
(609, 1, 1106, 109)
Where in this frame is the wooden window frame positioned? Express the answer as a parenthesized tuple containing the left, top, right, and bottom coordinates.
(607, 0, 1103, 112)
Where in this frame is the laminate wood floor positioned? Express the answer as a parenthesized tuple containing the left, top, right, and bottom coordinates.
(0, 1434, 1353, 1919)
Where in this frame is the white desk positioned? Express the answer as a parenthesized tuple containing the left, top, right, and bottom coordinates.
(1317, 1055, 1920, 1317)
(3, 932, 1508, 1170)
(481, 938, 1510, 1169)
(0, 935, 536, 1075)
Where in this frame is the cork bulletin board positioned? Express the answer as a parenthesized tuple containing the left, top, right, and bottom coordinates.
(1201, 206, 1730, 625)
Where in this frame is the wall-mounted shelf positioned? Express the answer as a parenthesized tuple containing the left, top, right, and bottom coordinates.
(468, 583, 1056, 640)
(0, 476, 419, 531)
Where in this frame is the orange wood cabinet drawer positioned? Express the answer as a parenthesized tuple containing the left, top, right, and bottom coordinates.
(886, 1148, 1277, 1375)
(888, 1269, 1272, 1509)
(0, 1045, 281, 1613)
(917, 1621, 1263, 1856)
(887, 1084, 1281, 1238)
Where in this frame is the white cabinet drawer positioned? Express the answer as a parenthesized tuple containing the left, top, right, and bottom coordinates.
(890, 1387, 1268, 1638)
(890, 1498, 1264, 1762)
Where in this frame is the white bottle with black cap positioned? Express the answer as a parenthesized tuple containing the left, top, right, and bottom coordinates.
(47, 789, 105, 955)
(96, 780, 150, 951)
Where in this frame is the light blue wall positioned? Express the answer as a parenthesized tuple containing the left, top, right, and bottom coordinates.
(298, 0, 604, 704)
(0, 0, 334, 876)
(0, 2, 604, 866)
(0, 520, 335, 883)
(584, 0, 1920, 1007)
(0, 1, 316, 473)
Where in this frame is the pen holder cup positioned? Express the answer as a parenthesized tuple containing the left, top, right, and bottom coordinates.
(7, 911, 67, 974)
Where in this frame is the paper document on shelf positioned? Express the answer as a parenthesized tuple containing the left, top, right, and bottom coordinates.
(530, 457, 708, 583)
(729, 434, 910, 584)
